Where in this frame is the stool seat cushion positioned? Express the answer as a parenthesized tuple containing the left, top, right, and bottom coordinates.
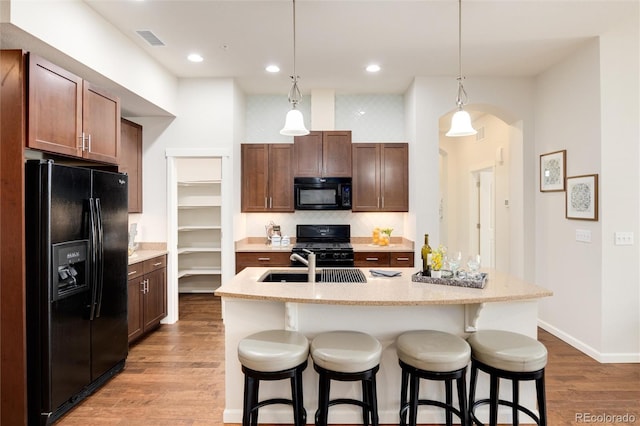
(397, 330, 471, 372)
(238, 330, 309, 372)
(311, 331, 382, 373)
(467, 330, 547, 373)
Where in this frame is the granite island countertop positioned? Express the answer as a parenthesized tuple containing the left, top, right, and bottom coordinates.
(215, 267, 552, 306)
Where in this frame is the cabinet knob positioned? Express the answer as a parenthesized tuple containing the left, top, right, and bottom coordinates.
(366, 257, 379, 261)
(128, 270, 138, 276)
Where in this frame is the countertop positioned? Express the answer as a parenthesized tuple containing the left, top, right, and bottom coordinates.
(235, 237, 414, 252)
(128, 249, 168, 265)
(214, 267, 552, 306)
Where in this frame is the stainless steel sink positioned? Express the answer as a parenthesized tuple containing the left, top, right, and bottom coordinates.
(259, 269, 366, 283)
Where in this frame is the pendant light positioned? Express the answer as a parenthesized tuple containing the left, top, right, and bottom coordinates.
(280, 0, 309, 136)
(446, 0, 477, 137)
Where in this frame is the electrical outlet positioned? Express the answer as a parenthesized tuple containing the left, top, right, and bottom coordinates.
(614, 232, 634, 246)
(575, 229, 591, 243)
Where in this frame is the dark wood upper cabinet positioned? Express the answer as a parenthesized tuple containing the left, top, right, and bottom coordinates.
(120, 118, 143, 213)
(241, 144, 294, 212)
(27, 53, 120, 165)
(352, 143, 408, 212)
(294, 130, 352, 177)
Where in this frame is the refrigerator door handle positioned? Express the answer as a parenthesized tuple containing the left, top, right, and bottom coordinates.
(89, 198, 98, 321)
(95, 198, 105, 318)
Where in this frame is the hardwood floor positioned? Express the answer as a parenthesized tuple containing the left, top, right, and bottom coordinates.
(57, 294, 639, 425)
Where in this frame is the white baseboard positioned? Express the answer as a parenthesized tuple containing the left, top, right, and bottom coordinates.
(538, 320, 640, 363)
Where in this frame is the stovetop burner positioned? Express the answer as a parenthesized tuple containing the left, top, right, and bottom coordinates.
(291, 225, 354, 267)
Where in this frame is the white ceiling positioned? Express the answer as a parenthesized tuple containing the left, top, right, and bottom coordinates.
(81, 0, 635, 96)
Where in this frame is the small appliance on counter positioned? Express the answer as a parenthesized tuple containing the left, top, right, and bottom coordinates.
(290, 224, 354, 267)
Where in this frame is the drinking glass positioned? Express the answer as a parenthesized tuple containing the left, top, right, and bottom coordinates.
(467, 254, 481, 279)
(447, 251, 462, 276)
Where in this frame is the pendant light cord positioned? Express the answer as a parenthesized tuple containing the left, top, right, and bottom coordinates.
(288, 0, 302, 108)
(455, 0, 469, 110)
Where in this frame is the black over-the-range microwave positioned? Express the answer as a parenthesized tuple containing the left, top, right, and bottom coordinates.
(293, 177, 352, 210)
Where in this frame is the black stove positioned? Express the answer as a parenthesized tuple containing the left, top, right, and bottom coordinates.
(291, 225, 354, 267)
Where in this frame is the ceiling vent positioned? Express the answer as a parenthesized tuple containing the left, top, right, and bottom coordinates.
(475, 126, 486, 142)
(136, 30, 165, 47)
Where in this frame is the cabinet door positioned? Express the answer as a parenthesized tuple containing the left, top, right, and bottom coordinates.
(127, 277, 144, 343)
(352, 144, 381, 211)
(120, 119, 143, 213)
(293, 131, 323, 177)
(380, 144, 408, 211)
(322, 131, 352, 177)
(27, 53, 83, 157)
(143, 267, 167, 331)
(241, 144, 270, 212)
(268, 144, 294, 212)
(82, 82, 121, 164)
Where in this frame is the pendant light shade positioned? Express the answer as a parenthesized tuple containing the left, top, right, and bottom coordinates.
(446, 109, 476, 137)
(281, 108, 309, 136)
(280, 0, 309, 136)
(446, 0, 476, 138)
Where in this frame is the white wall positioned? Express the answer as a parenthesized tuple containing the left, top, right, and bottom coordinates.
(536, 15, 640, 362)
(534, 39, 603, 352)
(599, 16, 640, 359)
(5, 0, 177, 116)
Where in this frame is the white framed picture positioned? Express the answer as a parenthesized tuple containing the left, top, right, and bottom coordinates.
(540, 150, 566, 192)
(566, 174, 598, 221)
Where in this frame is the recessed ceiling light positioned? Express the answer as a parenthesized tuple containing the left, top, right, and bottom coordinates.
(265, 65, 280, 73)
(366, 64, 381, 73)
(188, 53, 203, 63)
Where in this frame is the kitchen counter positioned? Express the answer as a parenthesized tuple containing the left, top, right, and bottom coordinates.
(234, 237, 414, 253)
(127, 248, 168, 265)
(216, 268, 551, 424)
(215, 267, 551, 306)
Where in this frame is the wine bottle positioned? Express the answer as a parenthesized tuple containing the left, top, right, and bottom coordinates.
(420, 234, 432, 276)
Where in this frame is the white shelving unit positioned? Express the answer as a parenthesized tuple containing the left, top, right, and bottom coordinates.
(176, 159, 222, 293)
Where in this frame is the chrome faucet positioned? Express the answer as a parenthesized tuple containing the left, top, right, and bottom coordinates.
(290, 249, 316, 283)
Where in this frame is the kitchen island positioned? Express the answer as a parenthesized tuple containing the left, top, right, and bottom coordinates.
(215, 267, 552, 424)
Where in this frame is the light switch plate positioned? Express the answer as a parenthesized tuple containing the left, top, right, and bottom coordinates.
(576, 229, 591, 243)
(614, 232, 634, 245)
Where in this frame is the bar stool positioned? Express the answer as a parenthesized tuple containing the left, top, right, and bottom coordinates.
(396, 330, 471, 426)
(310, 330, 382, 426)
(467, 330, 548, 426)
(238, 329, 309, 426)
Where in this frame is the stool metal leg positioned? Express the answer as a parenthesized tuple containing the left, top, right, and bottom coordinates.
(489, 373, 499, 426)
(445, 379, 453, 426)
(456, 373, 469, 426)
(469, 362, 478, 424)
(242, 374, 253, 426)
(399, 367, 409, 426)
(290, 371, 305, 426)
(369, 374, 380, 426)
(408, 372, 419, 426)
(316, 373, 330, 426)
(512, 379, 520, 425)
(361, 380, 370, 426)
(536, 373, 547, 426)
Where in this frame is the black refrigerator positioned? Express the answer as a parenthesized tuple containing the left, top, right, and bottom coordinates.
(25, 160, 128, 425)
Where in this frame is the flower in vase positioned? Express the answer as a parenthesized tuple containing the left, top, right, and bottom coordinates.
(432, 245, 447, 271)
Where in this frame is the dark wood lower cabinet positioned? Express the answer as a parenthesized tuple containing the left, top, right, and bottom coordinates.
(128, 255, 167, 344)
(354, 251, 414, 267)
(235, 251, 292, 274)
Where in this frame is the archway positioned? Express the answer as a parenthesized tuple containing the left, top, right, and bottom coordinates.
(438, 107, 522, 274)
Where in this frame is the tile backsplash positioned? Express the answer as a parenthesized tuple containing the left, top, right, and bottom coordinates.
(245, 211, 408, 242)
